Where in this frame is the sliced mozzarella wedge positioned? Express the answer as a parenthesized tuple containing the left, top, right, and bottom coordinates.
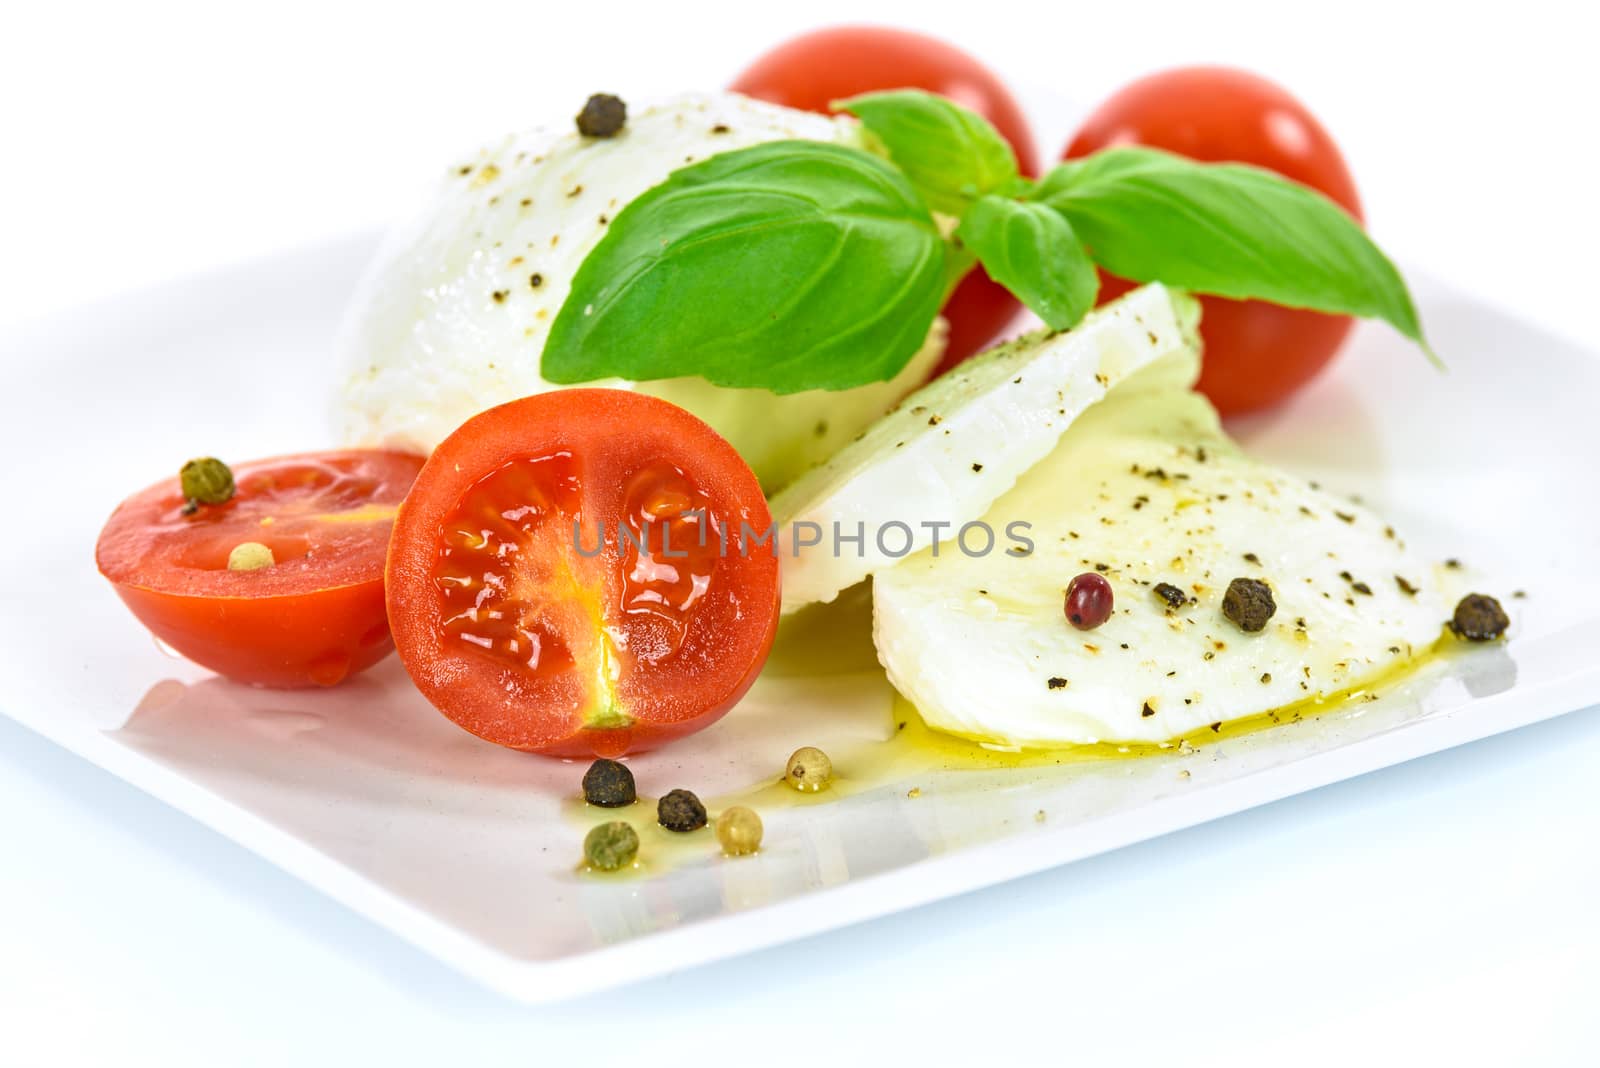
(771, 284, 1199, 610)
(873, 349, 1449, 748)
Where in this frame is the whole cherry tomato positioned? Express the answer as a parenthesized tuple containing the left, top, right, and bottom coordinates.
(732, 26, 1040, 371)
(1065, 66, 1364, 415)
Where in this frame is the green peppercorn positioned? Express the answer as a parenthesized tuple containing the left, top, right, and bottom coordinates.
(583, 821, 639, 872)
(784, 746, 833, 793)
(716, 806, 762, 856)
(657, 789, 707, 832)
(180, 457, 235, 507)
(581, 758, 636, 807)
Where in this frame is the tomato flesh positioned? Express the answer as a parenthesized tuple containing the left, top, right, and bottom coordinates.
(731, 25, 1039, 368)
(387, 389, 780, 757)
(435, 453, 590, 697)
(1065, 66, 1364, 416)
(96, 450, 425, 687)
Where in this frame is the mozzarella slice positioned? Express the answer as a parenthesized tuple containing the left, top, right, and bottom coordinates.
(771, 284, 1199, 610)
(873, 348, 1449, 747)
(336, 91, 943, 490)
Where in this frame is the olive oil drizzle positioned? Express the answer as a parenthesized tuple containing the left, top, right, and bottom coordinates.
(569, 638, 1453, 878)
(566, 795, 715, 879)
(884, 635, 1451, 768)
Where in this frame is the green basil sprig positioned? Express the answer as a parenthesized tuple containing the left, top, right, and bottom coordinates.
(955, 196, 1098, 330)
(1032, 148, 1435, 362)
(833, 90, 1022, 216)
(543, 140, 947, 393)
(544, 90, 1433, 393)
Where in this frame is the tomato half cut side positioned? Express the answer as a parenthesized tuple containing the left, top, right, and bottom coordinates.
(96, 449, 425, 688)
(386, 389, 781, 758)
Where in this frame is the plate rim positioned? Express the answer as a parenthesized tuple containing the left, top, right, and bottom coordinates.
(4, 633, 1597, 1004)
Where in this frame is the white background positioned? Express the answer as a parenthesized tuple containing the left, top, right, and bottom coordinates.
(3, 1, 1597, 1063)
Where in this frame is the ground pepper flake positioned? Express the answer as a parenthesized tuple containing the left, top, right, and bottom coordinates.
(1153, 582, 1188, 611)
(1339, 571, 1373, 595)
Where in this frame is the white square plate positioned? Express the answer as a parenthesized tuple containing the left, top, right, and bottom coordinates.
(3, 233, 1597, 1003)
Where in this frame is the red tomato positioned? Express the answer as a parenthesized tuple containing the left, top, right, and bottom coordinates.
(1065, 66, 1364, 416)
(731, 25, 1038, 369)
(96, 450, 425, 688)
(386, 390, 780, 758)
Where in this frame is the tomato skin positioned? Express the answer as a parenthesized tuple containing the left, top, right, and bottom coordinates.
(936, 267, 1024, 376)
(109, 577, 394, 689)
(386, 389, 780, 758)
(1065, 66, 1364, 416)
(731, 25, 1038, 367)
(96, 450, 424, 688)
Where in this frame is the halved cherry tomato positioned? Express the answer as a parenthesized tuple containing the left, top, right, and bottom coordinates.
(1065, 66, 1364, 416)
(385, 389, 780, 758)
(731, 25, 1039, 370)
(96, 449, 425, 688)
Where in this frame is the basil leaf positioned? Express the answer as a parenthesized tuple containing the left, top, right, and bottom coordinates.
(836, 90, 1019, 216)
(1037, 147, 1433, 358)
(956, 195, 1098, 330)
(543, 141, 947, 394)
